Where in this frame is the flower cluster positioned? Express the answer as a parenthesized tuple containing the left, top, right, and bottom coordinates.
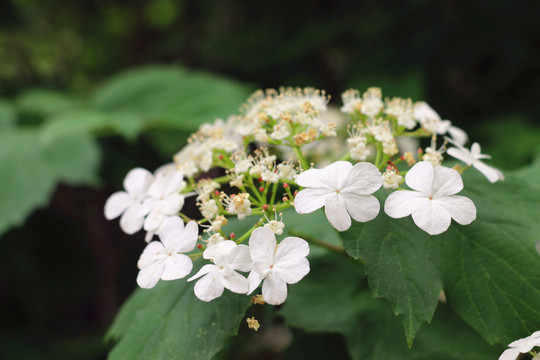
(105, 86, 503, 306)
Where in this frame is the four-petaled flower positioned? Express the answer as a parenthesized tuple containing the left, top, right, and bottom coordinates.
(142, 167, 186, 234)
(294, 161, 382, 231)
(104, 167, 154, 234)
(446, 140, 504, 183)
(499, 331, 540, 360)
(188, 240, 252, 302)
(247, 227, 310, 305)
(384, 161, 476, 235)
(137, 216, 198, 289)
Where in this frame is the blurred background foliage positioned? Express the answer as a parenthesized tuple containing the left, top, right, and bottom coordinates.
(0, 0, 539, 359)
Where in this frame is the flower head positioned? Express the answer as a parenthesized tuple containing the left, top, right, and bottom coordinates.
(384, 161, 476, 235)
(136, 217, 198, 289)
(247, 227, 310, 305)
(294, 161, 382, 231)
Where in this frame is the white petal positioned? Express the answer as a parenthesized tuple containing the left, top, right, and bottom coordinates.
(294, 188, 331, 214)
(144, 209, 164, 232)
(437, 196, 476, 226)
(159, 193, 184, 216)
(432, 166, 463, 196)
(137, 241, 165, 269)
(405, 161, 434, 194)
(384, 190, 425, 219)
(324, 193, 351, 231)
(247, 270, 264, 294)
(275, 236, 310, 264)
(161, 254, 193, 280)
(161, 168, 186, 195)
(188, 264, 218, 281)
(222, 270, 249, 294)
(119, 206, 145, 234)
(262, 273, 288, 305)
(157, 216, 185, 248)
(203, 240, 236, 261)
(340, 162, 382, 195)
(193, 272, 225, 302)
(175, 220, 199, 253)
(411, 200, 451, 235)
(473, 160, 504, 183)
(275, 257, 309, 284)
(414, 102, 440, 121)
(104, 192, 131, 220)
(447, 126, 468, 146)
(344, 193, 380, 223)
(498, 348, 520, 360)
(446, 147, 474, 166)
(137, 261, 165, 289)
(249, 227, 276, 264)
(228, 244, 252, 272)
(296, 161, 352, 189)
(124, 168, 154, 197)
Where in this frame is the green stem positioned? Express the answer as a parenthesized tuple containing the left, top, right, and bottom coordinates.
(235, 223, 260, 245)
(293, 146, 310, 170)
(289, 230, 345, 254)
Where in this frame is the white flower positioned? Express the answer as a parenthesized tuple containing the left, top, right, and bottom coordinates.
(142, 168, 186, 233)
(136, 217, 198, 289)
(446, 141, 504, 183)
(294, 161, 382, 231)
(247, 227, 310, 305)
(413, 102, 451, 134)
(200, 199, 219, 219)
(382, 168, 403, 190)
(188, 241, 252, 302)
(104, 167, 154, 234)
(384, 161, 476, 235)
(499, 331, 540, 360)
(264, 220, 285, 235)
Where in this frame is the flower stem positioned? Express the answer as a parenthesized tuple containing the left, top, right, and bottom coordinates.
(292, 146, 310, 170)
(289, 230, 345, 254)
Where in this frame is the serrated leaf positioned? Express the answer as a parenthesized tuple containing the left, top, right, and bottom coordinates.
(0, 129, 100, 236)
(342, 198, 443, 346)
(341, 169, 540, 347)
(106, 267, 251, 360)
(280, 254, 499, 360)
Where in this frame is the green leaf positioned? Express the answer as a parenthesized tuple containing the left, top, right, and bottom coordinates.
(280, 254, 499, 360)
(16, 89, 81, 116)
(437, 171, 540, 345)
(0, 99, 16, 128)
(93, 66, 251, 134)
(341, 169, 540, 347)
(106, 267, 251, 360)
(342, 196, 443, 347)
(0, 128, 100, 236)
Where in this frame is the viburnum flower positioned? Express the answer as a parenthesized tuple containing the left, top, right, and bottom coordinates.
(384, 161, 476, 235)
(142, 167, 186, 234)
(499, 331, 540, 360)
(104, 167, 154, 234)
(188, 241, 252, 302)
(247, 227, 310, 305)
(136, 217, 198, 289)
(294, 161, 382, 231)
(446, 140, 504, 183)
